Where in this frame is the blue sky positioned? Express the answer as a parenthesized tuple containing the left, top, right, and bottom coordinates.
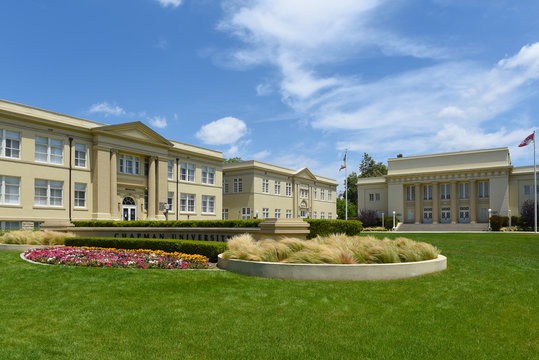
(1, 0, 538, 191)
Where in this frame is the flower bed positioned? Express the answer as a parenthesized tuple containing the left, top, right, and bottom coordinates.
(23, 246, 209, 269)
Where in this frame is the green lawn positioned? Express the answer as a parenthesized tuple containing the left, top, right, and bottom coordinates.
(1, 233, 537, 360)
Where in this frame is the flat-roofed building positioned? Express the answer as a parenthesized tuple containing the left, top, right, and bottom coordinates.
(222, 160, 337, 220)
(0, 100, 223, 229)
(357, 147, 536, 225)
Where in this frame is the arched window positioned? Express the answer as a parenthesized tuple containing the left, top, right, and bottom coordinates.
(122, 197, 135, 205)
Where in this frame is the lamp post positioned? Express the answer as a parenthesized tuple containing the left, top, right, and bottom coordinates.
(392, 211, 396, 231)
(508, 209, 511, 228)
(488, 208, 492, 231)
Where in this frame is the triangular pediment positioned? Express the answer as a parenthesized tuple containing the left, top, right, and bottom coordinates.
(294, 168, 317, 180)
(92, 122, 173, 147)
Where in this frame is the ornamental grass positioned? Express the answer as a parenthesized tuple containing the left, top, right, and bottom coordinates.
(24, 246, 209, 269)
(222, 234, 440, 264)
(0, 230, 73, 245)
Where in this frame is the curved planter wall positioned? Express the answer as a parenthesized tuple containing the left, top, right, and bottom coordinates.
(218, 254, 447, 281)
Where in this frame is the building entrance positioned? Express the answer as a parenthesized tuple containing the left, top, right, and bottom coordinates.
(440, 208, 451, 224)
(459, 207, 470, 223)
(122, 197, 137, 221)
(423, 208, 433, 224)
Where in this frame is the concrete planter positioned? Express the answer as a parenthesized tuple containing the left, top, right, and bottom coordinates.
(217, 254, 447, 281)
(0, 244, 64, 252)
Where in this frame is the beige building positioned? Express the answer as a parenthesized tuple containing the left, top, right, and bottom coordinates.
(222, 160, 337, 220)
(357, 148, 537, 225)
(0, 100, 223, 230)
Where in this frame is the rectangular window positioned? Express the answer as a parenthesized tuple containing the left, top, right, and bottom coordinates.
(167, 192, 174, 211)
(406, 185, 415, 201)
(459, 183, 470, 199)
(321, 189, 325, 200)
(233, 178, 242, 193)
(180, 193, 195, 212)
(275, 209, 281, 218)
(375, 193, 380, 201)
(423, 185, 433, 200)
(223, 179, 229, 194)
(300, 188, 309, 198)
(478, 181, 489, 198)
(222, 208, 229, 220)
(202, 167, 215, 184)
(440, 184, 450, 200)
(313, 211, 317, 219)
(328, 191, 332, 201)
(0, 221, 21, 230)
(286, 182, 292, 197)
(524, 185, 531, 195)
(242, 207, 251, 219)
(119, 155, 140, 175)
(262, 208, 269, 219)
(321, 212, 325, 219)
(74, 144, 87, 167)
(313, 188, 318, 200)
(480, 207, 488, 220)
(1, 130, 21, 159)
(168, 161, 174, 180)
(275, 181, 281, 195)
(328, 212, 332, 219)
(35, 136, 63, 164)
(74, 183, 86, 208)
(262, 179, 269, 193)
(34, 179, 63, 207)
(286, 209, 292, 219)
(180, 163, 195, 182)
(144, 158, 149, 176)
(0, 176, 20, 205)
(144, 190, 148, 211)
(369, 193, 374, 202)
(202, 195, 215, 214)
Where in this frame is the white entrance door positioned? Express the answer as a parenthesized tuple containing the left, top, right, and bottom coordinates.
(440, 208, 451, 224)
(423, 208, 433, 224)
(459, 207, 470, 223)
(122, 197, 137, 221)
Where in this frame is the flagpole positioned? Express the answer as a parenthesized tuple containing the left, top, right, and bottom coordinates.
(345, 149, 348, 221)
(534, 130, 537, 233)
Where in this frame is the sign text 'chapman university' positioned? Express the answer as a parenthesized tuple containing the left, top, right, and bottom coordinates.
(113, 232, 233, 242)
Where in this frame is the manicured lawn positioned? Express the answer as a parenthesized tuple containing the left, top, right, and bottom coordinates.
(1, 233, 537, 359)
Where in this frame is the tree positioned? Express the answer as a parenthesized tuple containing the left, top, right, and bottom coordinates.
(337, 198, 357, 220)
(343, 172, 359, 207)
(358, 153, 387, 178)
(224, 157, 243, 163)
(520, 199, 538, 229)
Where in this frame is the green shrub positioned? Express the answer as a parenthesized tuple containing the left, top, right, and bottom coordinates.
(64, 237, 227, 262)
(490, 216, 508, 231)
(0, 230, 73, 245)
(305, 219, 362, 239)
(71, 220, 264, 228)
(384, 216, 398, 230)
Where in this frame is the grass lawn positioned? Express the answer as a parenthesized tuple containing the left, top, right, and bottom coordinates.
(1, 233, 537, 360)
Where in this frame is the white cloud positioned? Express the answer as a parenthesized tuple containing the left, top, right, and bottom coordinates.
(252, 150, 270, 159)
(196, 116, 248, 145)
(148, 116, 167, 129)
(155, 0, 182, 8)
(88, 102, 125, 117)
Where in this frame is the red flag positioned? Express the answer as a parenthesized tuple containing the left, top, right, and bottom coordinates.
(519, 133, 535, 147)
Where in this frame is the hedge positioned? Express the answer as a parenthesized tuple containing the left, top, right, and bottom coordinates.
(304, 219, 362, 239)
(489, 215, 522, 231)
(64, 237, 227, 262)
(72, 220, 264, 228)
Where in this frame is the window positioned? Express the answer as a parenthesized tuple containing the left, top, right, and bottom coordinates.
(321, 212, 325, 219)
(168, 161, 174, 180)
(440, 184, 450, 200)
(275, 209, 281, 218)
(459, 183, 470, 199)
(321, 189, 325, 200)
(202, 195, 215, 214)
(328, 191, 332, 201)
(34, 180, 63, 206)
(180, 193, 195, 212)
(1, 130, 20, 159)
(369, 193, 375, 202)
(313, 188, 318, 199)
(242, 207, 251, 219)
(222, 209, 228, 220)
(300, 188, 309, 198)
(406, 185, 415, 201)
(300, 210, 307, 218)
(286, 182, 292, 196)
(35, 136, 63, 164)
(275, 181, 281, 195)
(328, 212, 332, 219)
(202, 167, 215, 184)
(375, 193, 380, 201)
(262, 208, 269, 219)
(524, 185, 531, 195)
(0, 176, 20, 205)
(233, 178, 242, 193)
(223, 179, 229, 194)
(74, 183, 86, 208)
(480, 207, 488, 220)
(286, 209, 292, 219)
(313, 211, 317, 219)
(167, 192, 174, 211)
(478, 181, 489, 198)
(0, 221, 20, 230)
(144, 158, 149, 176)
(119, 154, 140, 175)
(74, 144, 87, 167)
(180, 163, 195, 182)
(262, 179, 269, 193)
(423, 185, 432, 200)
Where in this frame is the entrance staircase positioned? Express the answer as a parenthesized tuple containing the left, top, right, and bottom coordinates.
(397, 223, 489, 232)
